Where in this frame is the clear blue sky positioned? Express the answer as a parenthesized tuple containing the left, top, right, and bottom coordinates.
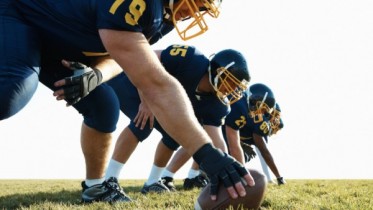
(1, 0, 373, 179)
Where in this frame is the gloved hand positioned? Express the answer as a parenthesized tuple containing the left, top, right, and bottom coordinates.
(240, 142, 256, 161)
(277, 177, 286, 185)
(61, 61, 103, 106)
(193, 143, 253, 198)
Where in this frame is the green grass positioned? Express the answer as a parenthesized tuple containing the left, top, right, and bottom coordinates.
(0, 179, 372, 210)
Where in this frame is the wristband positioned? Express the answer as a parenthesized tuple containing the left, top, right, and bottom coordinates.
(193, 143, 220, 165)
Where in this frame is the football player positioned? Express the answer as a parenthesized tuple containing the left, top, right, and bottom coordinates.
(1, 0, 253, 203)
(104, 44, 251, 196)
(223, 83, 286, 185)
(255, 103, 285, 183)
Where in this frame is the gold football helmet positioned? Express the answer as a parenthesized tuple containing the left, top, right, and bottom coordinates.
(209, 49, 250, 105)
(247, 83, 276, 123)
(166, 0, 222, 40)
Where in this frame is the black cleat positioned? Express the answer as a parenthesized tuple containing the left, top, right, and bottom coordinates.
(81, 177, 132, 203)
(141, 180, 170, 194)
(161, 176, 177, 191)
(183, 174, 209, 190)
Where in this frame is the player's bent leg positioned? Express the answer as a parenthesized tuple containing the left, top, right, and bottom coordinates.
(105, 123, 153, 180)
(142, 139, 176, 194)
(154, 139, 175, 168)
(74, 84, 119, 179)
(162, 147, 195, 191)
(111, 126, 143, 164)
(80, 123, 112, 180)
(74, 85, 131, 203)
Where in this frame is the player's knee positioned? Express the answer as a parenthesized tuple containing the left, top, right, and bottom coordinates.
(75, 84, 120, 133)
(162, 138, 180, 151)
(129, 124, 152, 142)
(0, 74, 38, 120)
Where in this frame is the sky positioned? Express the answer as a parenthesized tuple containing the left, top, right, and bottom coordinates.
(1, 0, 373, 180)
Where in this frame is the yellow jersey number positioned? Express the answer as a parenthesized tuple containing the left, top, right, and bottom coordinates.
(260, 121, 270, 134)
(169, 45, 189, 57)
(235, 115, 247, 129)
(109, 0, 146, 26)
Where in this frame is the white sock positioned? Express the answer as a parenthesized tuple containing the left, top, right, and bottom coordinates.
(105, 159, 124, 180)
(187, 169, 200, 179)
(145, 165, 164, 185)
(85, 177, 105, 187)
(162, 169, 175, 178)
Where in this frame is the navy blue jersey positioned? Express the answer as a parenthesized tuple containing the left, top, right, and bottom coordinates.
(15, 0, 172, 61)
(223, 92, 270, 146)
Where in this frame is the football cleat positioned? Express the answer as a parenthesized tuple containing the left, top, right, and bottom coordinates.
(161, 176, 177, 191)
(141, 180, 170, 194)
(277, 177, 286, 185)
(183, 174, 209, 190)
(81, 177, 132, 203)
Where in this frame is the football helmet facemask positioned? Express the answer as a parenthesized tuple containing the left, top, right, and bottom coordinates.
(164, 0, 222, 41)
(247, 83, 276, 123)
(208, 49, 250, 105)
(267, 103, 283, 135)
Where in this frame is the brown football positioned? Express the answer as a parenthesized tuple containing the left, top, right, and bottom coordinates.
(194, 169, 267, 210)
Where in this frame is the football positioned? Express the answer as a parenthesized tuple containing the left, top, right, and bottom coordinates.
(194, 169, 267, 210)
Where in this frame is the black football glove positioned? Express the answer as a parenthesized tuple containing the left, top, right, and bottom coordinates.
(277, 177, 286, 185)
(193, 143, 249, 197)
(62, 61, 103, 106)
(240, 142, 256, 162)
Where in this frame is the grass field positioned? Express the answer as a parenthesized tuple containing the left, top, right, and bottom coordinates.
(0, 179, 372, 210)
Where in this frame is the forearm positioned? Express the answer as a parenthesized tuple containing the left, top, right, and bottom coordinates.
(262, 152, 281, 178)
(90, 56, 123, 83)
(203, 125, 228, 153)
(230, 147, 245, 164)
(226, 127, 244, 163)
